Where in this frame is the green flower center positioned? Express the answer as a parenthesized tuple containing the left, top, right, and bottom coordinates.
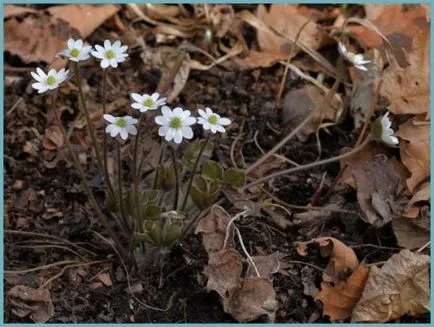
(169, 117, 182, 129)
(115, 118, 127, 128)
(70, 48, 80, 57)
(46, 76, 57, 86)
(143, 98, 155, 107)
(208, 115, 218, 125)
(348, 52, 356, 61)
(105, 50, 115, 59)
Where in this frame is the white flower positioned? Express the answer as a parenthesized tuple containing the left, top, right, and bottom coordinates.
(338, 42, 371, 71)
(197, 107, 231, 134)
(155, 106, 196, 144)
(380, 112, 399, 146)
(60, 39, 91, 62)
(31, 67, 69, 94)
(130, 92, 166, 113)
(104, 114, 138, 140)
(91, 40, 128, 69)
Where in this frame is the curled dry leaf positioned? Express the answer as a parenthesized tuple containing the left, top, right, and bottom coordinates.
(296, 237, 359, 283)
(347, 154, 404, 228)
(96, 272, 113, 286)
(210, 5, 235, 38)
(7, 285, 54, 323)
(246, 254, 281, 279)
(283, 84, 343, 141)
(4, 5, 37, 19)
(396, 119, 430, 193)
(316, 264, 370, 321)
(256, 4, 328, 57)
(352, 250, 430, 322)
(203, 249, 243, 298)
(42, 126, 64, 151)
(195, 205, 234, 252)
(223, 277, 278, 323)
(380, 25, 430, 119)
(5, 4, 120, 64)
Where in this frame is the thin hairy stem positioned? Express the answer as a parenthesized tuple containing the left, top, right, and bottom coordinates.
(153, 142, 166, 189)
(116, 141, 128, 230)
(73, 62, 104, 172)
(244, 136, 371, 190)
(180, 134, 211, 212)
(101, 69, 115, 198)
(133, 114, 147, 224)
(169, 146, 179, 210)
(52, 93, 127, 259)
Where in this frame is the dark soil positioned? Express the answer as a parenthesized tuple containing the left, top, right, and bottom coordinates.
(4, 5, 430, 324)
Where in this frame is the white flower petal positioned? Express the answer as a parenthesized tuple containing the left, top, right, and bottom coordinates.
(206, 107, 213, 116)
(127, 125, 137, 135)
(120, 129, 128, 140)
(104, 40, 111, 50)
(181, 126, 193, 139)
(165, 128, 175, 141)
(218, 117, 231, 126)
(32, 82, 44, 90)
(75, 39, 83, 49)
(183, 116, 197, 126)
(174, 130, 183, 144)
(161, 106, 173, 118)
(173, 107, 184, 116)
(131, 103, 143, 110)
(110, 127, 119, 137)
(104, 114, 116, 123)
(216, 125, 226, 133)
(158, 126, 168, 136)
(36, 67, 46, 78)
(198, 109, 208, 119)
(155, 116, 169, 126)
(67, 39, 75, 49)
(151, 92, 159, 101)
(210, 125, 218, 134)
(113, 40, 121, 49)
(101, 59, 110, 69)
(110, 59, 118, 68)
(31, 71, 43, 82)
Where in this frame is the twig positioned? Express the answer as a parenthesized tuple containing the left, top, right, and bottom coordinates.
(223, 207, 250, 250)
(235, 227, 260, 278)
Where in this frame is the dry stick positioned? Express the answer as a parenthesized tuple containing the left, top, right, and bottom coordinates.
(5, 260, 79, 274)
(12, 244, 87, 260)
(73, 62, 104, 172)
(133, 114, 147, 224)
(169, 146, 180, 210)
(52, 93, 128, 260)
(116, 141, 128, 231)
(243, 136, 372, 190)
(246, 79, 340, 175)
(276, 19, 312, 108)
(101, 69, 115, 198)
(180, 134, 211, 212)
(4, 229, 97, 256)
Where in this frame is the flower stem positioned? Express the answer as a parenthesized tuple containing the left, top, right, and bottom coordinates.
(116, 141, 128, 230)
(101, 69, 115, 199)
(180, 134, 210, 212)
(52, 93, 128, 259)
(73, 61, 104, 173)
(132, 114, 146, 225)
(169, 146, 179, 210)
(153, 141, 166, 189)
(243, 136, 372, 190)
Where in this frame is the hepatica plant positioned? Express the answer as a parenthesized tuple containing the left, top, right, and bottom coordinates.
(32, 38, 245, 270)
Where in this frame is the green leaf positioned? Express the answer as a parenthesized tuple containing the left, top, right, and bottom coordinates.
(208, 180, 221, 196)
(143, 204, 161, 219)
(223, 168, 246, 188)
(143, 220, 162, 245)
(162, 220, 183, 246)
(190, 184, 208, 210)
(202, 160, 224, 180)
(193, 174, 208, 193)
(182, 140, 214, 169)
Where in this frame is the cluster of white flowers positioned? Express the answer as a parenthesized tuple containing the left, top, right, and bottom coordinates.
(31, 38, 232, 144)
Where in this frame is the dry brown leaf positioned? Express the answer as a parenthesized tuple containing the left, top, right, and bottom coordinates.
(238, 50, 287, 69)
(349, 154, 404, 227)
(96, 272, 113, 286)
(316, 265, 370, 321)
(396, 119, 430, 193)
(167, 54, 190, 103)
(203, 249, 243, 298)
(211, 5, 235, 38)
(256, 4, 328, 57)
(282, 84, 343, 141)
(296, 237, 359, 283)
(7, 285, 54, 323)
(195, 205, 234, 252)
(246, 254, 281, 279)
(5, 5, 119, 64)
(380, 25, 430, 119)
(392, 212, 430, 250)
(142, 4, 180, 20)
(47, 5, 120, 39)
(352, 250, 430, 322)
(223, 277, 277, 323)
(42, 126, 64, 151)
(249, 155, 285, 179)
(350, 5, 428, 54)
(4, 5, 37, 19)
